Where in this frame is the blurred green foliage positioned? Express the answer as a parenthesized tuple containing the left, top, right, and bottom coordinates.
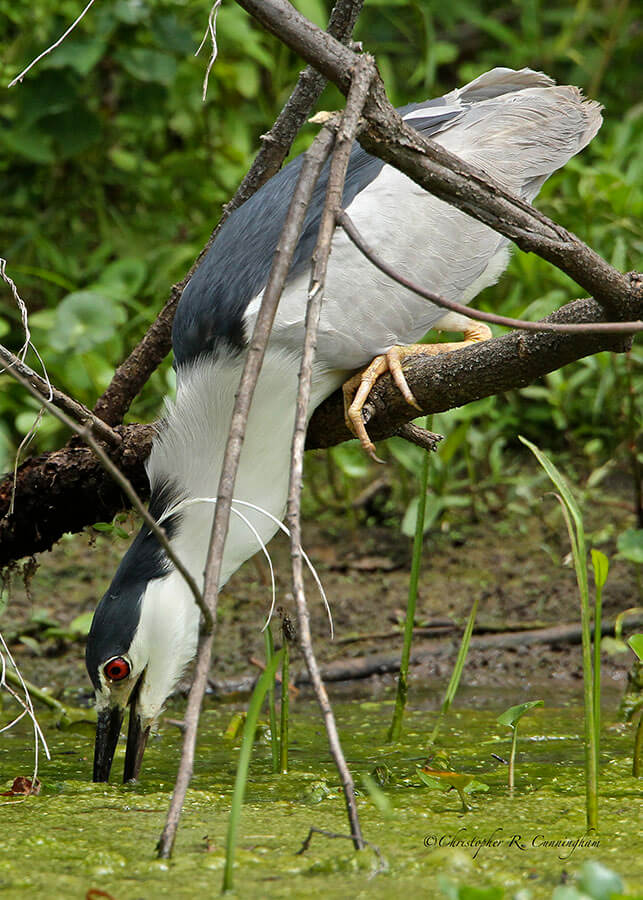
(0, 0, 641, 531)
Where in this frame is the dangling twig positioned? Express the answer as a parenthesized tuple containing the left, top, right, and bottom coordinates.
(195, 0, 223, 101)
(337, 212, 643, 336)
(8, 0, 98, 87)
(156, 124, 337, 859)
(285, 54, 375, 853)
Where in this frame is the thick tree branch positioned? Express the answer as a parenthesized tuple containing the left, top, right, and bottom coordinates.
(1, 295, 637, 567)
(306, 297, 633, 449)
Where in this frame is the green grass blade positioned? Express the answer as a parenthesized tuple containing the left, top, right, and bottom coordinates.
(521, 436, 598, 831)
(428, 596, 479, 746)
(518, 436, 584, 531)
(223, 649, 284, 893)
(591, 550, 609, 754)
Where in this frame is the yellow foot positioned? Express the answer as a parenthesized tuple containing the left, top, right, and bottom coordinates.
(342, 320, 492, 461)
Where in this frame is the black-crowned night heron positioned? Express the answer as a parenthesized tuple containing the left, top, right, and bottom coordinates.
(86, 68, 601, 782)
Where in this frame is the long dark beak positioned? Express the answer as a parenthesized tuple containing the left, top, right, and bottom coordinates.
(93, 705, 124, 782)
(123, 679, 150, 783)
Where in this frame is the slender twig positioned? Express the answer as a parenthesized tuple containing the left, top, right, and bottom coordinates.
(338, 212, 643, 335)
(296, 826, 387, 875)
(195, 0, 223, 101)
(157, 126, 336, 859)
(0, 344, 121, 447)
(8, 0, 98, 87)
(0, 632, 50, 805)
(286, 55, 374, 852)
(0, 362, 210, 631)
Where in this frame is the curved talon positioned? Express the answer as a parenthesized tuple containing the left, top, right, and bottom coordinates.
(385, 347, 422, 411)
(342, 323, 493, 458)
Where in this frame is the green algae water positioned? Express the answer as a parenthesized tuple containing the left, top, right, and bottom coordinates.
(1, 691, 641, 898)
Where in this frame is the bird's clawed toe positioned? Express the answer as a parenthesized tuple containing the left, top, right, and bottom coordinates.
(342, 346, 424, 462)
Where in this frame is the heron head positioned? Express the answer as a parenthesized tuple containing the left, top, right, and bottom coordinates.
(86, 510, 199, 783)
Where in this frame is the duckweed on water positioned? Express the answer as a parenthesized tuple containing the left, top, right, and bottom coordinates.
(0, 698, 640, 898)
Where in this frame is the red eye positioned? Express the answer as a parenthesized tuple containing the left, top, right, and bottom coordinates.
(103, 656, 130, 682)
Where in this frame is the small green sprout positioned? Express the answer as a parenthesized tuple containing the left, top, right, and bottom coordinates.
(497, 699, 544, 791)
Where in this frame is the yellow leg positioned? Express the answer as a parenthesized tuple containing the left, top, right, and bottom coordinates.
(343, 320, 492, 461)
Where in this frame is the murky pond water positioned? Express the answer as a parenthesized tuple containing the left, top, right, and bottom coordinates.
(0, 686, 640, 898)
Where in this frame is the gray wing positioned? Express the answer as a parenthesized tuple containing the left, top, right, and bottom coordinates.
(172, 106, 463, 367)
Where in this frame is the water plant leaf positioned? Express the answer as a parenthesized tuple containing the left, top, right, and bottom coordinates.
(614, 607, 643, 641)
(458, 887, 503, 900)
(519, 436, 598, 830)
(68, 612, 94, 637)
(223, 712, 246, 742)
(590, 549, 609, 589)
(497, 700, 544, 728)
(599, 636, 629, 656)
(627, 634, 643, 661)
(360, 772, 392, 816)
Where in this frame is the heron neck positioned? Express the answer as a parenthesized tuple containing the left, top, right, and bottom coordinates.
(146, 349, 326, 590)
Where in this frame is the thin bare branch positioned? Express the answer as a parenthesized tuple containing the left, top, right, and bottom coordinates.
(0, 362, 210, 632)
(338, 212, 643, 335)
(296, 826, 387, 875)
(286, 55, 374, 853)
(1, 260, 55, 511)
(8, 0, 98, 87)
(0, 631, 50, 805)
(157, 126, 337, 859)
